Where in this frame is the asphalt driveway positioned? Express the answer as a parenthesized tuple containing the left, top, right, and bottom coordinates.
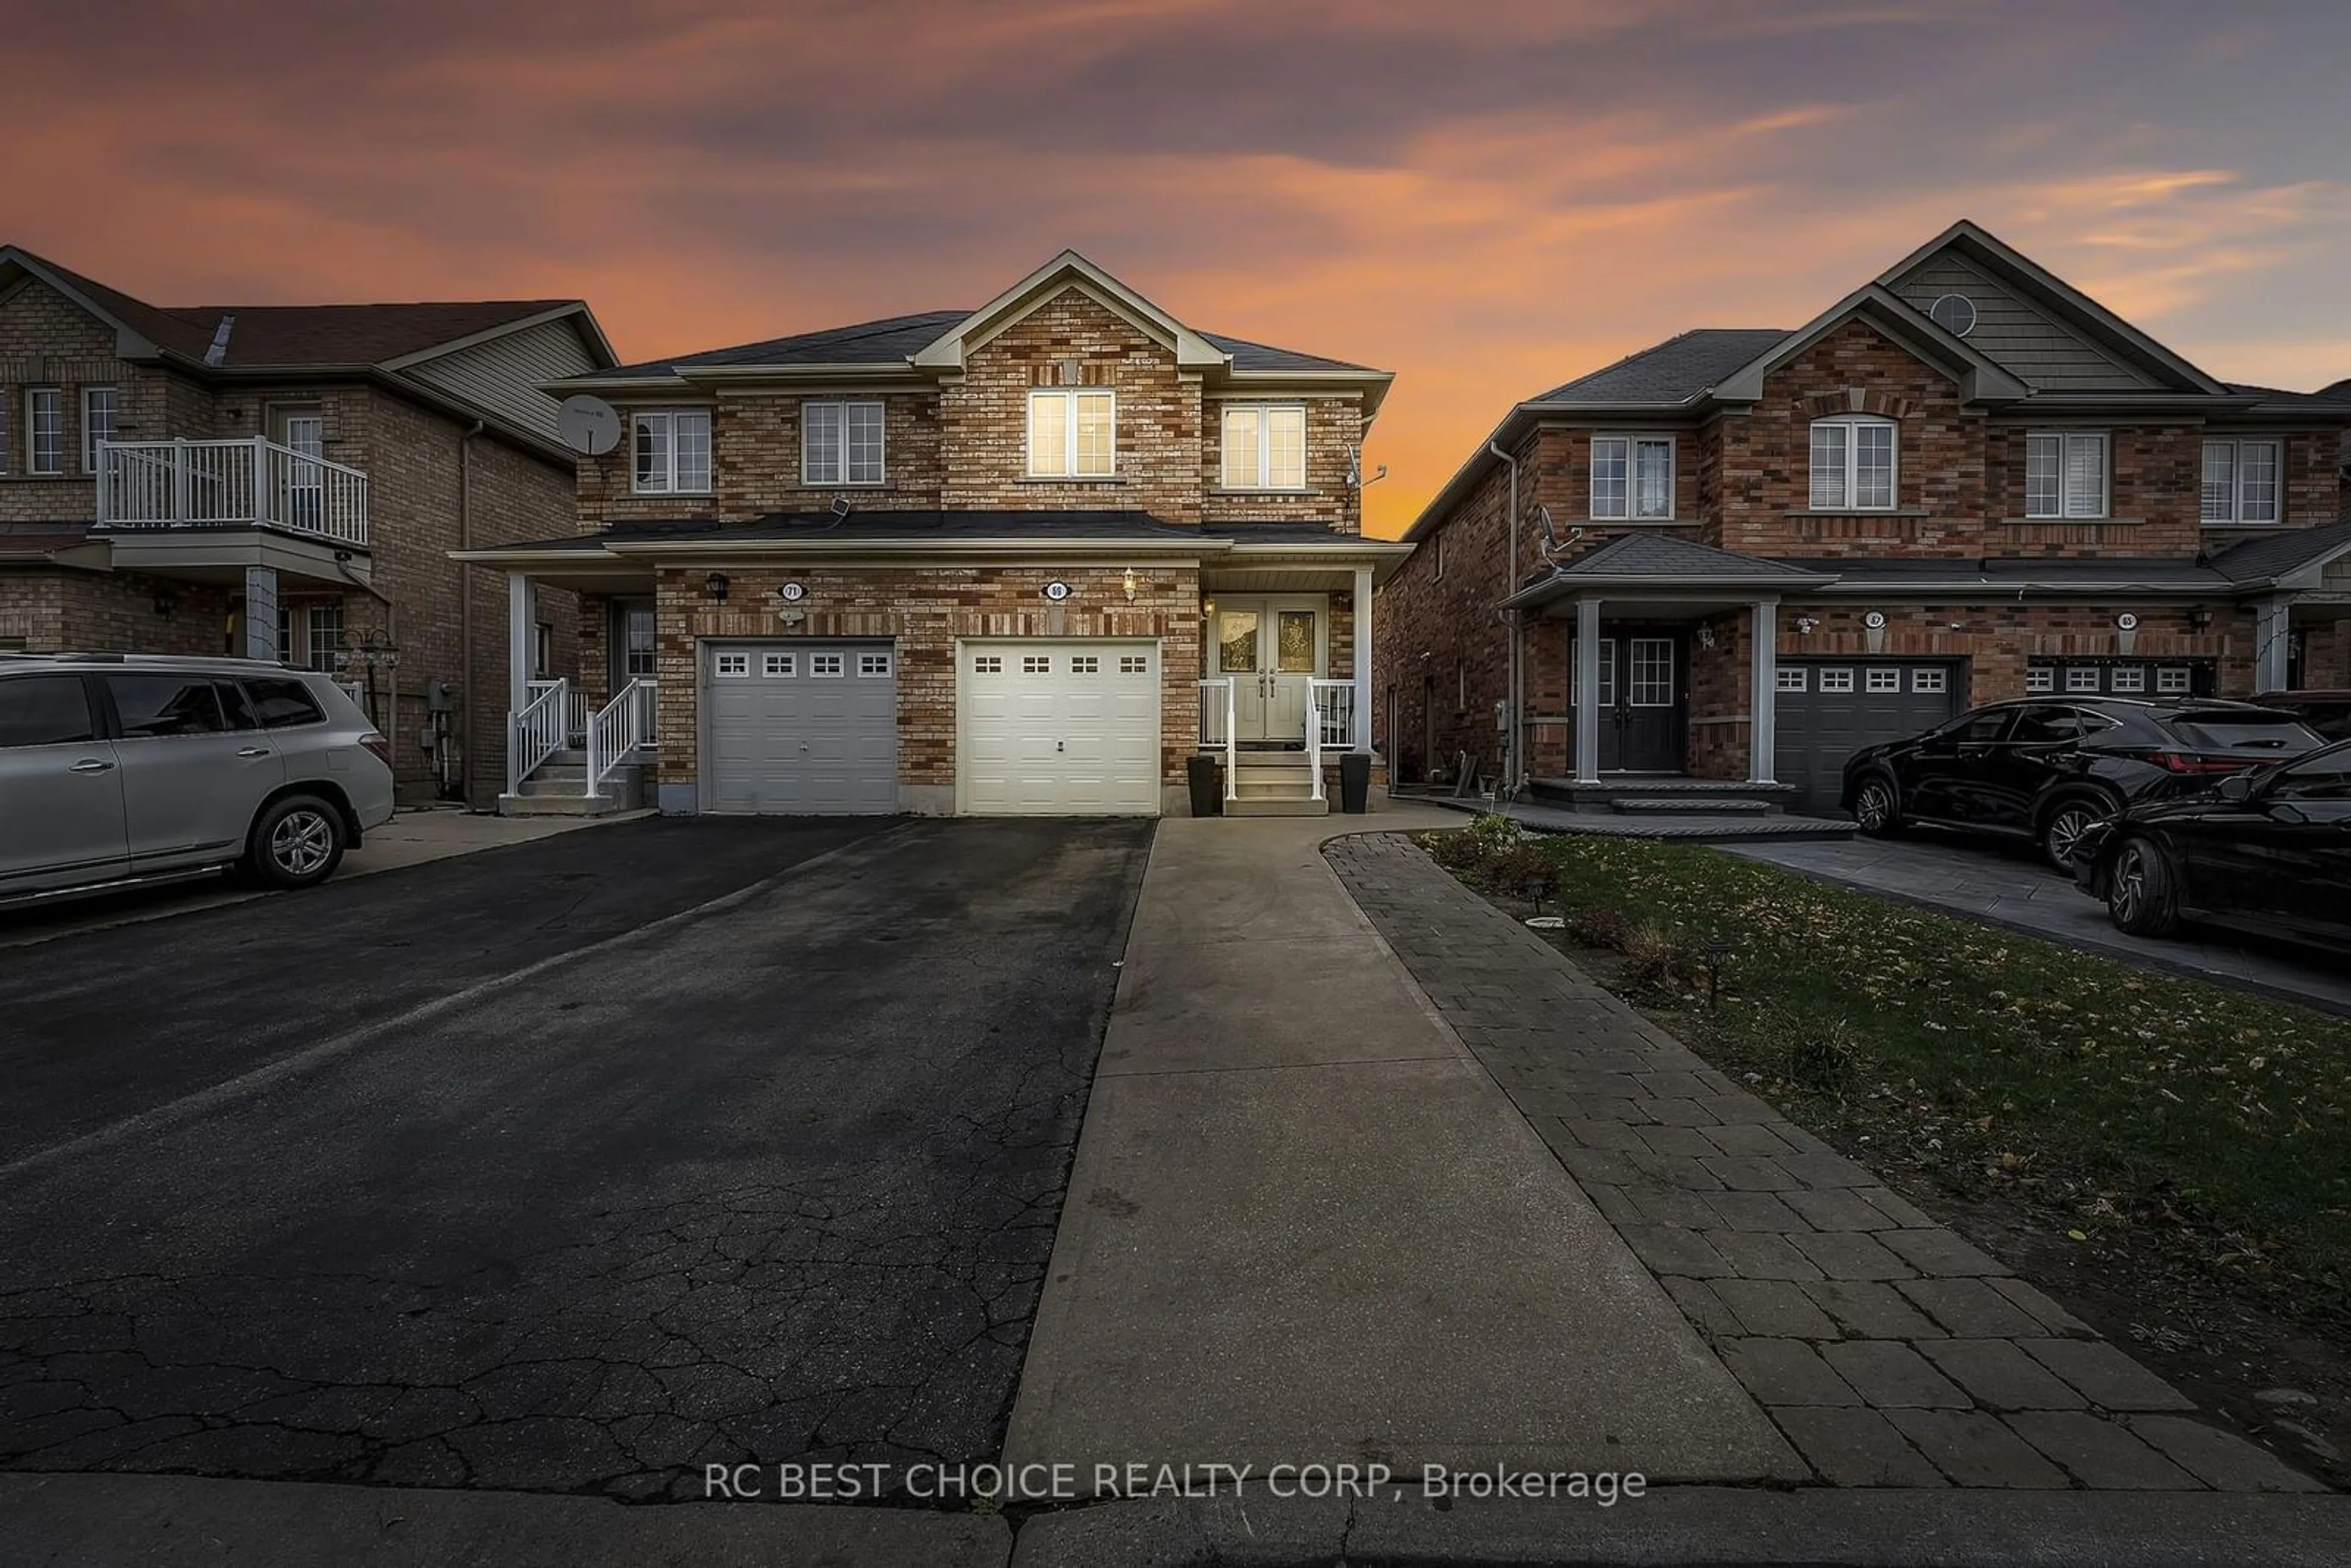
(1728, 830, 2351, 1017)
(0, 816, 1153, 1499)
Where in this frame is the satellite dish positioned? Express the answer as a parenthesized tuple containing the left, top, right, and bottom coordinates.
(557, 394, 622, 456)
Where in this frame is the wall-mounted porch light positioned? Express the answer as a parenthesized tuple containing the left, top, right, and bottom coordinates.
(1202, 596, 1217, 618)
(704, 571, 730, 601)
(2188, 604, 2213, 633)
(1122, 568, 1138, 602)
(1794, 616, 1819, 636)
(1697, 625, 1717, 650)
(151, 587, 179, 618)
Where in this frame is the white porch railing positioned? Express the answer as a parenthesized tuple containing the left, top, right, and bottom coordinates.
(585, 679, 657, 795)
(1305, 692, 1325, 802)
(1196, 677, 1238, 801)
(525, 678, 590, 745)
(96, 437, 369, 547)
(1308, 678, 1355, 751)
(509, 678, 568, 795)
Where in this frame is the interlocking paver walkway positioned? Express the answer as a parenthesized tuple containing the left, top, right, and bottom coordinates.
(1326, 832, 2328, 1495)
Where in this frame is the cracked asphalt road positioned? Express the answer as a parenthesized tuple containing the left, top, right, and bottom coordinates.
(0, 816, 1152, 1500)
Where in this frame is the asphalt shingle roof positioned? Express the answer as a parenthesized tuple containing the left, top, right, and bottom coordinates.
(2207, 522, 2351, 583)
(1529, 329, 1790, 407)
(599, 316, 1377, 378)
(1557, 531, 1817, 579)
(5, 246, 574, 370)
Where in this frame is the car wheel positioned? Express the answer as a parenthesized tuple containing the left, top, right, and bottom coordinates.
(2106, 836, 2180, 937)
(246, 794, 347, 890)
(1853, 775, 1903, 836)
(2040, 798, 2109, 869)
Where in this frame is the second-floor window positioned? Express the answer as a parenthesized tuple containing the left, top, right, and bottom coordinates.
(634, 409, 712, 495)
(803, 400, 885, 486)
(2025, 432, 2107, 519)
(1028, 388, 1115, 479)
(82, 388, 118, 474)
(2202, 438, 2281, 525)
(1592, 436, 1674, 520)
(1810, 416, 1896, 511)
(26, 388, 63, 476)
(1221, 405, 1307, 490)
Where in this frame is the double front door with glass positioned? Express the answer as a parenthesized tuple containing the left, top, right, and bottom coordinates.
(1591, 629, 1685, 773)
(1213, 597, 1323, 743)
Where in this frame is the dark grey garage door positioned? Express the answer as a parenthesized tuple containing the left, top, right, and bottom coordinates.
(703, 640, 897, 814)
(1775, 658, 1965, 816)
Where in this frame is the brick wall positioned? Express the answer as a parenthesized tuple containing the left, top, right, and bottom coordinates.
(1200, 395, 1363, 531)
(1374, 449, 1513, 786)
(939, 288, 1204, 521)
(650, 563, 1201, 806)
(0, 566, 232, 655)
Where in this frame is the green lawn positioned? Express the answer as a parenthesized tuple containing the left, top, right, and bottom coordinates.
(1425, 821, 2351, 1315)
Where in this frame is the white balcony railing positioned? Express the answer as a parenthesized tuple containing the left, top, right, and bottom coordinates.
(96, 437, 369, 547)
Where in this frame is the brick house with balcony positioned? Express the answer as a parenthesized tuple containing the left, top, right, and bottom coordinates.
(458, 252, 1404, 817)
(0, 246, 616, 806)
(1377, 221, 2351, 815)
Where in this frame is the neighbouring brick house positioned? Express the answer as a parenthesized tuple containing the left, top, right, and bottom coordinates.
(0, 245, 617, 806)
(1378, 221, 2351, 813)
(459, 252, 1404, 817)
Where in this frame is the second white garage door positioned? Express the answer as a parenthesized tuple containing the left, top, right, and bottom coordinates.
(959, 640, 1161, 816)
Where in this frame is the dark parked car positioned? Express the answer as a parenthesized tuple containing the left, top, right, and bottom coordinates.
(2074, 738, 2351, 949)
(2255, 689, 2351, 741)
(1840, 697, 2325, 866)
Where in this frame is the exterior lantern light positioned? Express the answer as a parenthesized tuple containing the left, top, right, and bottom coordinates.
(705, 571, 730, 601)
(2188, 604, 2213, 633)
(1122, 567, 1139, 602)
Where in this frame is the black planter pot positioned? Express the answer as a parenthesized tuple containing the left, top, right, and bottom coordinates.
(1187, 754, 1224, 817)
(1339, 752, 1371, 814)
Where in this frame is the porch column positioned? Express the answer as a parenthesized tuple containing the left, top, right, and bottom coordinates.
(2255, 595, 2293, 692)
(1748, 598, 1779, 785)
(1352, 563, 1374, 751)
(1573, 596, 1602, 785)
(508, 571, 534, 714)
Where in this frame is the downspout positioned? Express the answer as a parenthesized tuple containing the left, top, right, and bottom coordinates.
(458, 419, 484, 806)
(1487, 438, 1521, 795)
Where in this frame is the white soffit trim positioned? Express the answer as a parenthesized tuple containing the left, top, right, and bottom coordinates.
(911, 250, 1229, 372)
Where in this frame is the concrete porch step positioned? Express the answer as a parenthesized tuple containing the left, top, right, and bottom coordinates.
(497, 791, 630, 817)
(1224, 796, 1329, 817)
(1612, 797, 1773, 816)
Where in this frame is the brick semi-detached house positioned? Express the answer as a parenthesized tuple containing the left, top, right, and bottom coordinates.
(1378, 220, 2351, 817)
(0, 246, 617, 806)
(457, 252, 1405, 817)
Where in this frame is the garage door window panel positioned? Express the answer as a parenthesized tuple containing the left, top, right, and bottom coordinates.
(811, 654, 845, 677)
(715, 652, 750, 678)
(762, 653, 795, 677)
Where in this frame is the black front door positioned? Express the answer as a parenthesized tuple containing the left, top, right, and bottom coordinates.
(1597, 631, 1685, 772)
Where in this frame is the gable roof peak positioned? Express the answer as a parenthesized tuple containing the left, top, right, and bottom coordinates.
(911, 249, 1231, 372)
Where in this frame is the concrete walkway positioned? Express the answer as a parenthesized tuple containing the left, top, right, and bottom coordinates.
(1003, 808, 1802, 1492)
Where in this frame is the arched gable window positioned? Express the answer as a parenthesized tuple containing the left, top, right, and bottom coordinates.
(1809, 415, 1897, 511)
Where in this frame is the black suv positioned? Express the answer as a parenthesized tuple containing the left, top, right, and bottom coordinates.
(1840, 697, 2325, 866)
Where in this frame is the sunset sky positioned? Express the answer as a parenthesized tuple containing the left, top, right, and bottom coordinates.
(7, 1, 2350, 535)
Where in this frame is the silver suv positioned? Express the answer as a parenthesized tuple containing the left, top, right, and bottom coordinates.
(0, 653, 396, 906)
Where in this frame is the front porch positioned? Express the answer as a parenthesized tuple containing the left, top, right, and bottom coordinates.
(489, 552, 664, 816)
(1502, 535, 1837, 797)
(1193, 559, 1378, 816)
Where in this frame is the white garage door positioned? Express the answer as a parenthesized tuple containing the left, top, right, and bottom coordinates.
(703, 640, 897, 814)
(960, 640, 1161, 816)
